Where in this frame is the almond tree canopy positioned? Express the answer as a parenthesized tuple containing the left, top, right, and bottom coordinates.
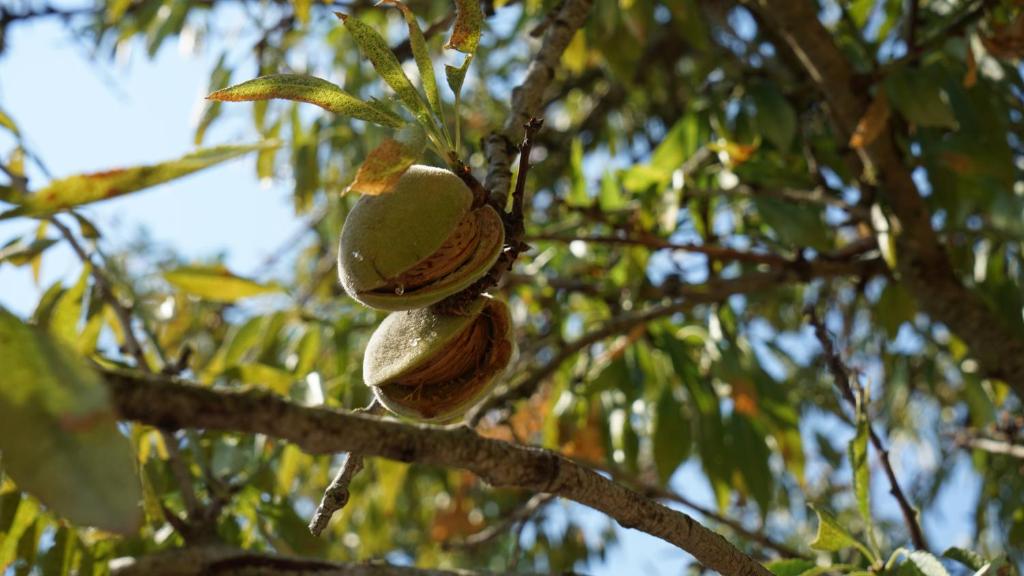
(0, 0, 1022, 574)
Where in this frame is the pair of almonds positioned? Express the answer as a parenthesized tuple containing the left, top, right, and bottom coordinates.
(337, 165, 515, 421)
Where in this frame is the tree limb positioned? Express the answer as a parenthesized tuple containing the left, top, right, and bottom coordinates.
(484, 0, 594, 207)
(109, 546, 523, 575)
(103, 371, 772, 576)
(470, 257, 886, 423)
(747, 0, 1024, 399)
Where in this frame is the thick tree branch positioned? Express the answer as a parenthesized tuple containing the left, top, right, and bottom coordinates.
(484, 0, 593, 207)
(748, 0, 1024, 399)
(109, 546, 518, 575)
(103, 371, 772, 576)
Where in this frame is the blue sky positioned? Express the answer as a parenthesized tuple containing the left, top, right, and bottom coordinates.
(0, 8, 983, 575)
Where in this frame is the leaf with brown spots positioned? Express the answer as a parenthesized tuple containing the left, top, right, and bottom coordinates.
(346, 125, 426, 195)
(447, 0, 483, 55)
(849, 89, 890, 150)
(1, 142, 276, 219)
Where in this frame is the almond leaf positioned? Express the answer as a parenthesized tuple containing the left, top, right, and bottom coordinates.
(208, 74, 404, 128)
(347, 125, 426, 195)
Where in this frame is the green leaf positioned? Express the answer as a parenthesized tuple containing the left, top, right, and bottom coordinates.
(164, 265, 282, 302)
(447, 0, 483, 55)
(943, 548, 987, 572)
(0, 239, 58, 267)
(0, 496, 38, 568)
(339, 14, 431, 124)
(766, 558, 816, 576)
(907, 551, 952, 576)
(849, 407, 879, 554)
(384, 0, 442, 117)
(346, 124, 426, 195)
(49, 266, 90, 350)
(2, 143, 274, 219)
(653, 386, 691, 484)
(876, 281, 916, 339)
(0, 107, 19, 137)
(884, 66, 957, 129)
(810, 507, 873, 560)
(754, 197, 831, 251)
(195, 54, 232, 145)
(208, 74, 404, 129)
(568, 139, 588, 205)
(749, 81, 797, 151)
(0, 308, 142, 534)
(623, 114, 699, 192)
(445, 55, 473, 100)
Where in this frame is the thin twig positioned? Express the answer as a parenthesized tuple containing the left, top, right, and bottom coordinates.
(807, 307, 928, 550)
(309, 399, 382, 536)
(470, 258, 885, 425)
(526, 233, 791, 266)
(435, 119, 545, 314)
(953, 433, 1024, 460)
(50, 216, 205, 535)
(597, 464, 803, 559)
(443, 494, 554, 550)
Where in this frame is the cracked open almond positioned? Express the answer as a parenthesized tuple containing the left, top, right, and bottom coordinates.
(362, 297, 515, 422)
(337, 165, 504, 311)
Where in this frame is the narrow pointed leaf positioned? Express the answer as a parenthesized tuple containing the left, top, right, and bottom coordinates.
(0, 308, 142, 535)
(338, 14, 431, 123)
(0, 239, 58, 267)
(849, 409, 877, 552)
(0, 107, 19, 137)
(164, 265, 282, 302)
(347, 124, 426, 195)
(208, 74, 404, 128)
(908, 551, 952, 576)
(447, 0, 483, 55)
(1, 143, 275, 219)
(384, 0, 443, 116)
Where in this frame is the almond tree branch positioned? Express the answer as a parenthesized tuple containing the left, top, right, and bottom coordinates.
(807, 307, 928, 550)
(103, 371, 772, 576)
(309, 399, 382, 536)
(109, 546, 524, 576)
(484, 0, 594, 207)
(747, 0, 1024, 400)
(953, 433, 1024, 460)
(469, 257, 886, 424)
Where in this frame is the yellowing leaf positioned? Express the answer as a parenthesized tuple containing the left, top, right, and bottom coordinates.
(447, 0, 483, 55)
(0, 308, 142, 535)
(2, 143, 274, 219)
(347, 125, 426, 195)
(164, 265, 282, 302)
(208, 75, 404, 128)
(850, 89, 890, 150)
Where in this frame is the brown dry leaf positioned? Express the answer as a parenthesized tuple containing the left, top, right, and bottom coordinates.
(981, 12, 1024, 60)
(964, 43, 979, 88)
(731, 377, 759, 417)
(562, 397, 606, 464)
(849, 89, 890, 150)
(346, 124, 425, 195)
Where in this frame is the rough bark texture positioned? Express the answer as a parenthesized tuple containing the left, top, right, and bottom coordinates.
(109, 547, 513, 575)
(104, 371, 772, 576)
(484, 0, 594, 207)
(749, 0, 1024, 398)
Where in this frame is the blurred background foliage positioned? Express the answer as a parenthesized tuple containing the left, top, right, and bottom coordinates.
(1, 0, 1023, 573)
